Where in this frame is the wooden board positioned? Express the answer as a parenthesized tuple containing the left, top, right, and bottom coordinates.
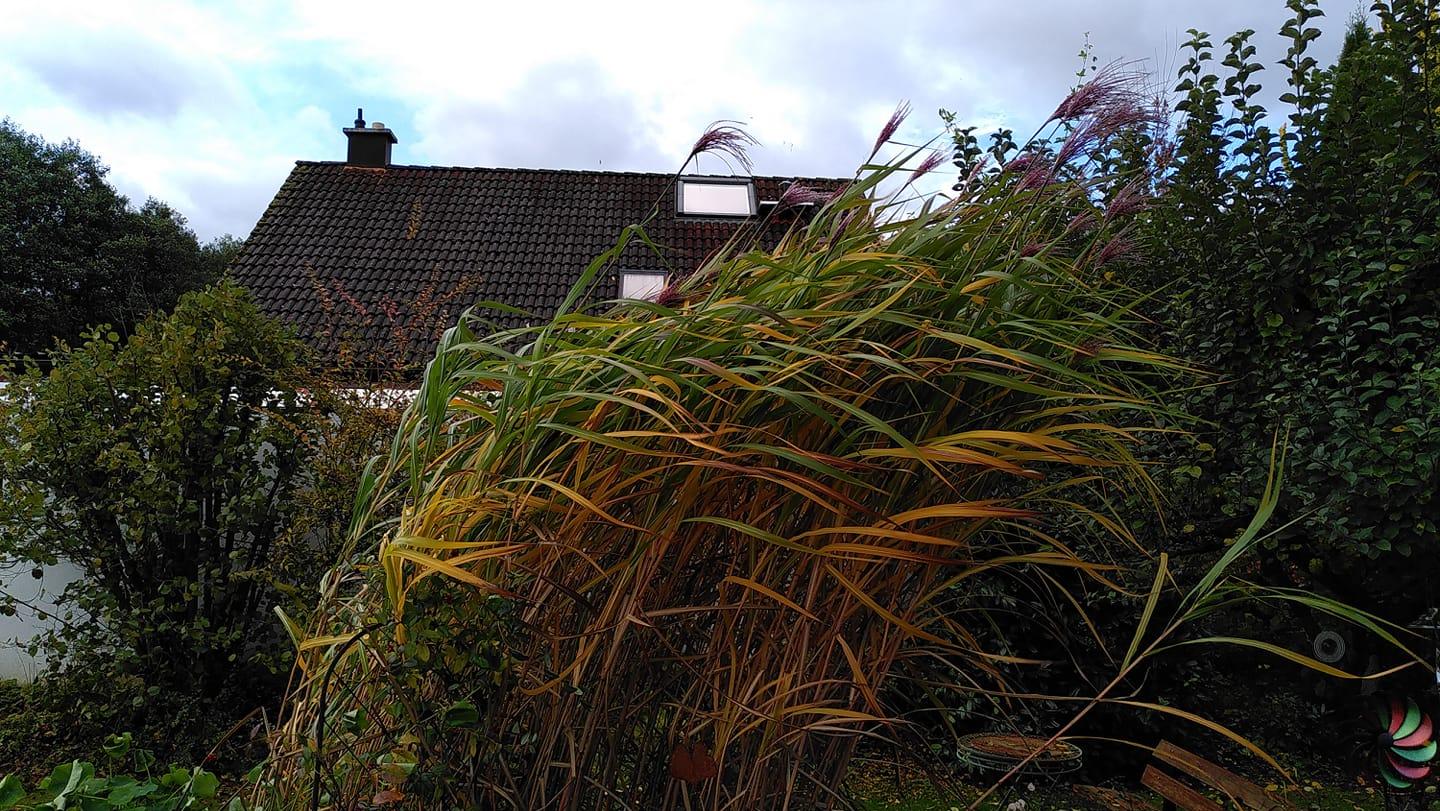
(1152, 741, 1293, 811)
(1141, 764, 1223, 811)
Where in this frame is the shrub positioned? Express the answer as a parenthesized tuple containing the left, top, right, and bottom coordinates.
(1144, 0, 1440, 618)
(0, 281, 391, 768)
(924, 3, 1440, 770)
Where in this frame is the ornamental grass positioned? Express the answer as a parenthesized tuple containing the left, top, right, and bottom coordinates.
(259, 77, 1401, 809)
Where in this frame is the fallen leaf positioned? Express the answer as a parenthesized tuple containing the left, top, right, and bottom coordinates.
(669, 742, 719, 783)
(373, 789, 405, 805)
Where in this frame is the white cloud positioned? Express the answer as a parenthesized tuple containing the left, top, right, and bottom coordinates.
(0, 0, 1358, 241)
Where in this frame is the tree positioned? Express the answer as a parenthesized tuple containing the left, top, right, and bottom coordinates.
(0, 282, 327, 699)
(1147, 0, 1440, 618)
(0, 119, 221, 360)
(0, 282, 403, 771)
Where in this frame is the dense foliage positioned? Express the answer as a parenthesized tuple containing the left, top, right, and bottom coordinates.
(4, 4, 1435, 801)
(0, 282, 399, 772)
(0, 282, 319, 694)
(1145, 0, 1440, 619)
(0, 119, 228, 360)
(928, 1, 1440, 770)
(0, 734, 226, 811)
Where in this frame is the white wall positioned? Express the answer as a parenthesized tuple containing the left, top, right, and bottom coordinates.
(0, 560, 81, 682)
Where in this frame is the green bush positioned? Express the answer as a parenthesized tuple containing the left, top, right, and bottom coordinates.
(0, 733, 229, 811)
(0, 281, 394, 770)
(927, 2, 1440, 771)
(1145, 0, 1440, 618)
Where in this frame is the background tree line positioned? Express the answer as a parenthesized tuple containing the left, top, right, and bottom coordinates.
(1, 119, 237, 361)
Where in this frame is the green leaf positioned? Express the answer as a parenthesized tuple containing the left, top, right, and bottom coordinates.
(1185, 441, 1288, 607)
(189, 769, 219, 799)
(1123, 553, 1168, 670)
(102, 733, 132, 760)
(443, 700, 480, 728)
(158, 766, 190, 788)
(105, 778, 157, 806)
(341, 709, 367, 734)
(1161, 636, 1410, 680)
(0, 775, 25, 810)
(42, 760, 93, 800)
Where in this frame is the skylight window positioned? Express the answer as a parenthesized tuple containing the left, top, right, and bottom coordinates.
(677, 178, 756, 217)
(620, 270, 668, 301)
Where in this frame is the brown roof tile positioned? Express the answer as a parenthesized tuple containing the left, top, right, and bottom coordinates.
(231, 162, 845, 377)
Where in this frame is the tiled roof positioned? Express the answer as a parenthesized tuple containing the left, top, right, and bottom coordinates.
(230, 162, 846, 377)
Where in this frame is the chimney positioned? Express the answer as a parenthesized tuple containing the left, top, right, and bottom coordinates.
(343, 107, 397, 167)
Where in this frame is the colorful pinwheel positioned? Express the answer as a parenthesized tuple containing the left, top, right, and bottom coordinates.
(1375, 696, 1437, 789)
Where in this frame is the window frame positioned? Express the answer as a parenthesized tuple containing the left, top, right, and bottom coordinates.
(619, 269, 669, 301)
(676, 176, 757, 217)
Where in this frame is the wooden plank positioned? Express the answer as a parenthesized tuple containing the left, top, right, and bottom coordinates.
(1153, 741, 1291, 811)
(1142, 764, 1223, 811)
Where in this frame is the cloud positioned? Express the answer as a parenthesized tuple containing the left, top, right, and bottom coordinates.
(411, 60, 662, 171)
(11, 29, 239, 119)
(179, 172, 294, 241)
(0, 0, 1361, 242)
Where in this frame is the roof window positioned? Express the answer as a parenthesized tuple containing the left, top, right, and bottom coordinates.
(677, 178, 755, 217)
(620, 270, 668, 301)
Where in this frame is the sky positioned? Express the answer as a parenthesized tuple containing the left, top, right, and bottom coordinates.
(0, 0, 1361, 243)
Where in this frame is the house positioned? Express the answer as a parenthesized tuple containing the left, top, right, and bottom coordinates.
(231, 115, 846, 378)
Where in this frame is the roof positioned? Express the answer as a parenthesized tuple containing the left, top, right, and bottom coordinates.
(230, 161, 847, 377)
